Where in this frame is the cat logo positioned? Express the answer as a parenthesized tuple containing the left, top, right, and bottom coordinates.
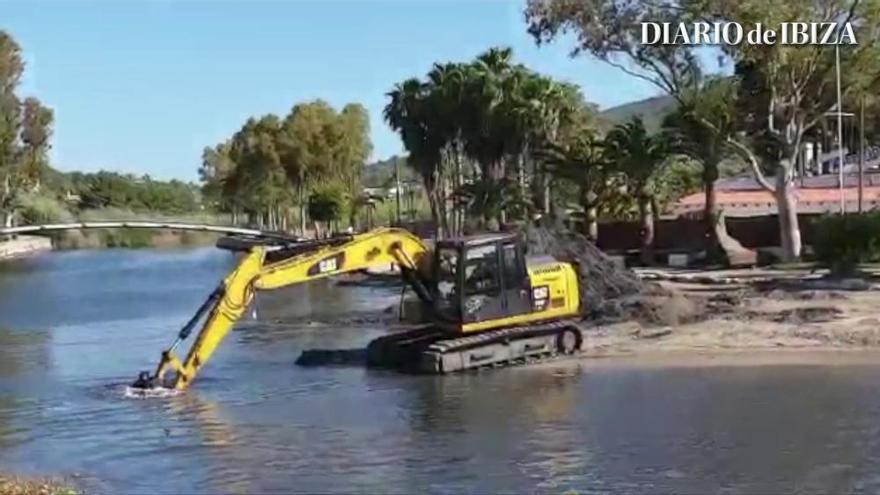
(308, 253, 346, 276)
(318, 258, 338, 273)
(532, 285, 549, 311)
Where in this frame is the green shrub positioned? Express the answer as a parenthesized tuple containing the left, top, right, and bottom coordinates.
(101, 229, 153, 248)
(812, 212, 880, 275)
(16, 193, 75, 224)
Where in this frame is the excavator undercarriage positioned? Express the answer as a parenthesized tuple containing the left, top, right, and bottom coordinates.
(132, 227, 585, 391)
(364, 319, 584, 374)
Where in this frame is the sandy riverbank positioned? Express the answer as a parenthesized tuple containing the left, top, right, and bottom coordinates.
(302, 269, 880, 371)
(0, 235, 52, 260)
(552, 268, 880, 367)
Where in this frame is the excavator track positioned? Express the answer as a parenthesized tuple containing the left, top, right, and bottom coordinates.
(365, 319, 585, 374)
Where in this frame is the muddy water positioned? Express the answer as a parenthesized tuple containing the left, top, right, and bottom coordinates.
(2, 249, 880, 493)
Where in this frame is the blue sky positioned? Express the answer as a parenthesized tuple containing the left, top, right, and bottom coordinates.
(5, 0, 661, 181)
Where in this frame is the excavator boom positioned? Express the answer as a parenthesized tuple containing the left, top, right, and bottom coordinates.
(132, 227, 585, 390)
(134, 228, 431, 390)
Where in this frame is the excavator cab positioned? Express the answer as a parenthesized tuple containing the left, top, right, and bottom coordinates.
(431, 233, 533, 327)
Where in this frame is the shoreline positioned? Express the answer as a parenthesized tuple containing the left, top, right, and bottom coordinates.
(0, 235, 52, 260)
(567, 346, 880, 369)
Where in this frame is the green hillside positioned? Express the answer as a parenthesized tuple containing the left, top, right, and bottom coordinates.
(598, 95, 677, 132)
(361, 155, 419, 188)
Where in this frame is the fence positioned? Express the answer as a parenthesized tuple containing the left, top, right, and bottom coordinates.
(593, 214, 824, 253)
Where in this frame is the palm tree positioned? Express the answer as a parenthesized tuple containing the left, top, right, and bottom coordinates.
(385, 47, 591, 233)
(538, 131, 616, 241)
(426, 62, 469, 236)
(384, 79, 449, 237)
(605, 117, 670, 264)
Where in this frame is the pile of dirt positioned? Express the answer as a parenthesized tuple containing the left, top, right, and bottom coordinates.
(523, 223, 691, 325)
(524, 223, 644, 309)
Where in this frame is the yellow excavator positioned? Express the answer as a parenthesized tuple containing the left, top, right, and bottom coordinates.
(132, 227, 585, 390)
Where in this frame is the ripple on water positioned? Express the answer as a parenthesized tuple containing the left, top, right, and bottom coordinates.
(122, 385, 182, 400)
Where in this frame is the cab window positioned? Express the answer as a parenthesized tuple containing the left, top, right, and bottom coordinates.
(435, 247, 459, 301)
(463, 244, 500, 296)
(501, 242, 526, 289)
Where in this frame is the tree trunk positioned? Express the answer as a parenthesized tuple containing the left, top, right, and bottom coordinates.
(650, 195, 660, 246)
(542, 170, 551, 216)
(703, 165, 722, 262)
(638, 194, 654, 265)
(583, 204, 598, 242)
(299, 184, 307, 236)
(427, 185, 442, 239)
(451, 148, 461, 237)
(775, 173, 802, 261)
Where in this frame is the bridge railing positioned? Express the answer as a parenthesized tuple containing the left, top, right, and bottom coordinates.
(0, 221, 300, 242)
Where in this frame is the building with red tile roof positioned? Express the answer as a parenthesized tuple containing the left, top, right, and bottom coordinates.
(672, 172, 880, 217)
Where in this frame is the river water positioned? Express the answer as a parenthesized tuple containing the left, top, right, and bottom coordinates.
(2, 248, 880, 493)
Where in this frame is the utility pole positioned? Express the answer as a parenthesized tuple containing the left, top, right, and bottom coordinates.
(835, 42, 846, 214)
(859, 95, 866, 213)
(394, 158, 402, 226)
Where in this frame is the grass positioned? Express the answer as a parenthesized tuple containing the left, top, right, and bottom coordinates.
(0, 474, 79, 495)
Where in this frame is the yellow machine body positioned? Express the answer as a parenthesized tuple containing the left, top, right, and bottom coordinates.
(459, 261, 580, 333)
(137, 228, 582, 390)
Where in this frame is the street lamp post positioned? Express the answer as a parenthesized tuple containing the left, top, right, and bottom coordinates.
(835, 42, 845, 214)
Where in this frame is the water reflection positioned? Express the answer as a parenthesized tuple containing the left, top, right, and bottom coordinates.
(1, 249, 880, 493)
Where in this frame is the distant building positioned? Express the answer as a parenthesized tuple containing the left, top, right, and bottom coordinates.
(673, 172, 880, 217)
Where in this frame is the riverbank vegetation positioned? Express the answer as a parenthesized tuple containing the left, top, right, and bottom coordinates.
(198, 100, 373, 234)
(6, 0, 880, 265)
(0, 474, 78, 495)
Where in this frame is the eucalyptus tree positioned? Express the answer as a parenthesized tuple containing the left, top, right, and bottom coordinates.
(19, 97, 53, 191)
(199, 142, 237, 219)
(337, 103, 372, 228)
(276, 100, 370, 233)
(0, 31, 55, 228)
(226, 115, 291, 229)
(0, 32, 23, 228)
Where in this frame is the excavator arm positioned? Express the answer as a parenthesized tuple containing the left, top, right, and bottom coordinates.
(133, 228, 432, 390)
